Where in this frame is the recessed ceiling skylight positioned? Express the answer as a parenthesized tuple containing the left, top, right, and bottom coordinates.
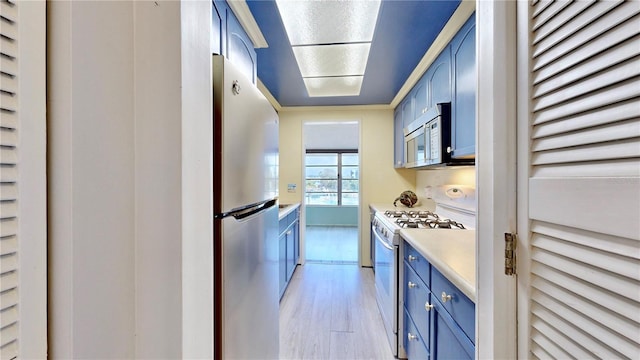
(275, 0, 381, 97)
(292, 43, 371, 77)
(275, 0, 381, 45)
(303, 76, 363, 97)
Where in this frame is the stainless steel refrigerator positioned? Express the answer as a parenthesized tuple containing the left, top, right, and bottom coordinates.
(212, 55, 279, 359)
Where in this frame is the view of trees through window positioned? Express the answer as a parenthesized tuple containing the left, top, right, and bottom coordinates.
(305, 151, 359, 206)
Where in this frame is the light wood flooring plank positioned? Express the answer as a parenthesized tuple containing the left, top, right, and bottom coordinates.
(280, 263, 395, 360)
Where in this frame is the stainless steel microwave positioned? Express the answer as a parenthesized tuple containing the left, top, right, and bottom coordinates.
(404, 103, 453, 168)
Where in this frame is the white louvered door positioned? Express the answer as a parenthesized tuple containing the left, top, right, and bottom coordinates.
(0, 0, 47, 358)
(517, 1, 640, 358)
(1, 1, 21, 357)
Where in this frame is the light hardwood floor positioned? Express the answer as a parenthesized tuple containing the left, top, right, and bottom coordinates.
(280, 263, 395, 360)
(305, 226, 358, 263)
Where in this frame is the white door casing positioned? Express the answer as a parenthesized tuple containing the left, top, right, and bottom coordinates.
(517, 1, 640, 358)
(476, 1, 518, 359)
(0, 0, 47, 358)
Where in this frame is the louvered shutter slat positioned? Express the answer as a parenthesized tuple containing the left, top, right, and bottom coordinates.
(532, 119, 640, 152)
(0, 166, 16, 182)
(0, 218, 16, 238)
(0, 201, 16, 219)
(0, 1, 17, 22)
(531, 99, 639, 138)
(0, 91, 16, 112)
(0, 305, 17, 328)
(0, 35, 17, 58)
(0, 270, 17, 293)
(532, 79, 640, 125)
(0, 110, 16, 129)
(1, 72, 17, 94)
(0, 183, 17, 201)
(0, 128, 16, 146)
(0, 147, 17, 164)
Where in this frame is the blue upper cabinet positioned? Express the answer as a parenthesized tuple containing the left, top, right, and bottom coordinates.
(211, 0, 224, 56)
(429, 46, 452, 109)
(412, 77, 428, 121)
(394, 107, 405, 168)
(212, 0, 257, 84)
(401, 96, 414, 129)
(450, 14, 476, 159)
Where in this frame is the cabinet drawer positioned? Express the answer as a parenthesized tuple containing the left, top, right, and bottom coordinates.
(404, 241, 430, 287)
(404, 261, 431, 343)
(404, 307, 430, 360)
(431, 267, 475, 342)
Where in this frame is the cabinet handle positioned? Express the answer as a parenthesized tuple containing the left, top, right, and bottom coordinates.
(407, 332, 418, 341)
(446, 146, 452, 154)
(408, 281, 417, 289)
(408, 255, 417, 262)
(424, 302, 434, 311)
(441, 291, 452, 303)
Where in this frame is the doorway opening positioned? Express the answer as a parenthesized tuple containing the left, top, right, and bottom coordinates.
(302, 122, 360, 264)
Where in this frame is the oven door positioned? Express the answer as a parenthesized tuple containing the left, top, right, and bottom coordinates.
(372, 223, 398, 355)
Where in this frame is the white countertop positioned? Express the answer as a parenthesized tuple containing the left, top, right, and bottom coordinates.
(278, 202, 300, 220)
(400, 229, 476, 302)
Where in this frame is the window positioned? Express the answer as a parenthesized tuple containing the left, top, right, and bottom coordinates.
(305, 150, 359, 206)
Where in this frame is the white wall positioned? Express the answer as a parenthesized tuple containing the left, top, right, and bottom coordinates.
(48, 2, 136, 357)
(278, 107, 415, 266)
(47, 1, 212, 357)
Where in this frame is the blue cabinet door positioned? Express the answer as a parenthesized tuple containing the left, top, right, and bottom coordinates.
(226, 12, 257, 84)
(211, 0, 225, 56)
(394, 107, 404, 168)
(212, 0, 257, 84)
(433, 299, 474, 360)
(451, 15, 476, 159)
(429, 46, 452, 108)
(402, 97, 414, 129)
(279, 231, 286, 298)
(412, 77, 428, 121)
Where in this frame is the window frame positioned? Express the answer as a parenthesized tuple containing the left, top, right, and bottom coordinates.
(305, 149, 359, 206)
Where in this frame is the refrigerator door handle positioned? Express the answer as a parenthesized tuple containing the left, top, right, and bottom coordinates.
(214, 198, 277, 220)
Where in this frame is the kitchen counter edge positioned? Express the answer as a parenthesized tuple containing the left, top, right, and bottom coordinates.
(278, 202, 300, 220)
(400, 229, 476, 302)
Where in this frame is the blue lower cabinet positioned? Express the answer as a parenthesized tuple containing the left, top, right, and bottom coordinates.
(279, 208, 300, 299)
(402, 240, 475, 360)
(404, 307, 430, 360)
(431, 268, 475, 342)
(433, 300, 474, 360)
(404, 261, 430, 342)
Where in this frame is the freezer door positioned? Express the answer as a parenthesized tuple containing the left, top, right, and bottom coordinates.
(216, 202, 279, 359)
(213, 55, 279, 214)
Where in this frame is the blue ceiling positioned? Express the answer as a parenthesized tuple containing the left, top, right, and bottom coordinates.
(246, 0, 461, 107)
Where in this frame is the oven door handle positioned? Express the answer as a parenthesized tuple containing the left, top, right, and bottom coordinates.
(372, 225, 395, 251)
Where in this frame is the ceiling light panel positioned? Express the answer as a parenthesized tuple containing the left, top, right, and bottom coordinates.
(303, 76, 363, 97)
(292, 43, 370, 77)
(275, 0, 381, 45)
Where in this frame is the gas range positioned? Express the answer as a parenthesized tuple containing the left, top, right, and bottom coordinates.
(382, 210, 466, 230)
(372, 208, 468, 247)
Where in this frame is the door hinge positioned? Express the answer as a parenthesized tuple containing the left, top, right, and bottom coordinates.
(504, 233, 516, 276)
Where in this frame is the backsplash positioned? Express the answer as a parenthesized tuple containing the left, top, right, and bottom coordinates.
(415, 166, 476, 209)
